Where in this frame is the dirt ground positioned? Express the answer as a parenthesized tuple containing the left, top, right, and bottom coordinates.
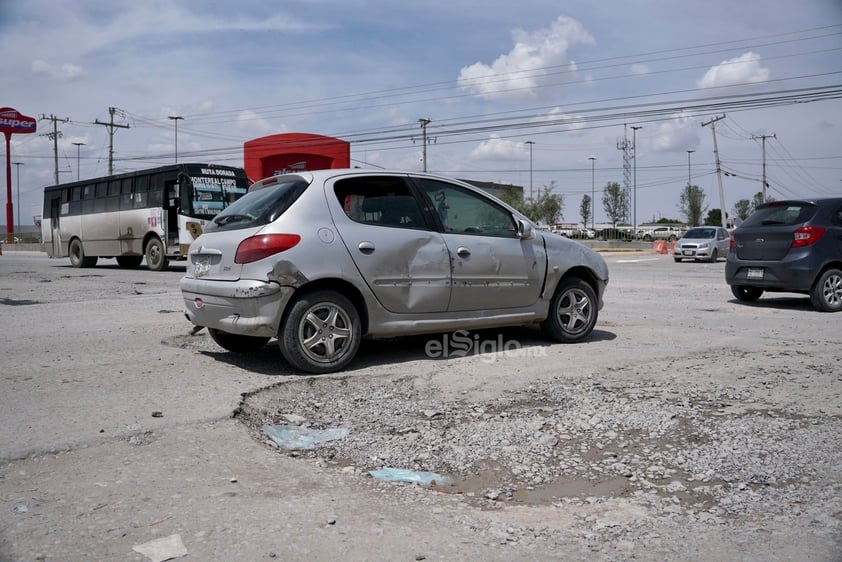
(0, 250, 839, 561)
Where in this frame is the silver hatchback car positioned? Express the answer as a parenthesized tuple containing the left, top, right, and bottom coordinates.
(673, 226, 731, 262)
(180, 169, 609, 373)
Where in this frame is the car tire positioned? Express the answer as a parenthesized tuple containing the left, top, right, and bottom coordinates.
(145, 237, 169, 271)
(540, 278, 598, 343)
(709, 249, 718, 263)
(69, 238, 98, 268)
(208, 328, 271, 352)
(674, 257, 682, 263)
(279, 290, 361, 373)
(731, 285, 763, 302)
(810, 268, 842, 312)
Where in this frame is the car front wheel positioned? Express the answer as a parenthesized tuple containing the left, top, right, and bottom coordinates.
(541, 278, 598, 342)
(811, 268, 842, 312)
(731, 285, 763, 302)
(280, 290, 361, 373)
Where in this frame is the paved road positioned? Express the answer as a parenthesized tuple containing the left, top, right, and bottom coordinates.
(1, 250, 838, 561)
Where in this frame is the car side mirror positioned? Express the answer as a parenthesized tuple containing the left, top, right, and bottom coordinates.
(517, 219, 534, 240)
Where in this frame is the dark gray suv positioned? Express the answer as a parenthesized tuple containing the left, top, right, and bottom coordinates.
(725, 198, 842, 312)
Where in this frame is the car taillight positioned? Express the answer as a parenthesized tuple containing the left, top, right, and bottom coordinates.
(791, 226, 826, 248)
(235, 234, 301, 263)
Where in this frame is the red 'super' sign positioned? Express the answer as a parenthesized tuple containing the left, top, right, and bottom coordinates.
(0, 107, 37, 135)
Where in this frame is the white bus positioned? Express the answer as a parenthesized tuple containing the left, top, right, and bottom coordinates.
(41, 163, 249, 270)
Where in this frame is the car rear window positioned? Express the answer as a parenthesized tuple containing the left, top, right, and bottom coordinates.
(741, 202, 817, 228)
(204, 178, 309, 232)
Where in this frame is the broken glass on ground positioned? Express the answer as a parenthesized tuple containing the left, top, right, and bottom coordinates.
(369, 468, 449, 486)
(261, 424, 349, 450)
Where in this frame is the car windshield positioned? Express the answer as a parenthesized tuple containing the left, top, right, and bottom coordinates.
(684, 228, 715, 239)
(741, 202, 816, 228)
(204, 178, 309, 232)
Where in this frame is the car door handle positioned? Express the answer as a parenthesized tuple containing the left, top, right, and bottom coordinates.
(358, 241, 375, 254)
(456, 246, 471, 257)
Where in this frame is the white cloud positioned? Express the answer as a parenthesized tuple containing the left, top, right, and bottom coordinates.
(236, 110, 276, 134)
(630, 63, 649, 76)
(457, 16, 594, 101)
(470, 135, 528, 161)
(31, 59, 85, 80)
(697, 52, 770, 89)
(650, 112, 702, 153)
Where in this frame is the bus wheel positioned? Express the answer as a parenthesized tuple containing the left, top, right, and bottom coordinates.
(145, 237, 169, 271)
(69, 239, 97, 268)
(116, 256, 143, 268)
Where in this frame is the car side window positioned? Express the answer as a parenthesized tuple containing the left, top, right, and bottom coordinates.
(334, 176, 428, 230)
(413, 178, 518, 238)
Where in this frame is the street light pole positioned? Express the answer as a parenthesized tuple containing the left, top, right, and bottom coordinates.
(168, 116, 184, 163)
(525, 141, 535, 200)
(588, 156, 596, 230)
(631, 126, 642, 235)
(687, 150, 695, 187)
(72, 142, 85, 181)
(12, 162, 23, 232)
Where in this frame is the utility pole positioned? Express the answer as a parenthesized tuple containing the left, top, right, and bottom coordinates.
(95, 107, 130, 175)
(12, 162, 23, 230)
(686, 150, 695, 187)
(525, 141, 535, 200)
(168, 116, 184, 163)
(751, 133, 776, 203)
(631, 125, 642, 235)
(702, 115, 728, 229)
(588, 156, 596, 230)
(72, 142, 85, 181)
(39, 114, 70, 184)
(418, 118, 431, 172)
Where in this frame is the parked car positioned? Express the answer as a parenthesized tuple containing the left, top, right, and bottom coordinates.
(180, 169, 610, 372)
(725, 198, 842, 312)
(643, 226, 682, 241)
(673, 227, 731, 262)
(596, 227, 634, 241)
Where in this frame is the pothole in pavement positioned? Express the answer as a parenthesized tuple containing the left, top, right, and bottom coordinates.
(236, 372, 841, 513)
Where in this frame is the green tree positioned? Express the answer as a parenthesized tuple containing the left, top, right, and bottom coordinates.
(678, 184, 707, 226)
(496, 186, 524, 210)
(579, 194, 592, 228)
(704, 208, 729, 226)
(602, 181, 627, 226)
(734, 199, 752, 220)
(521, 183, 564, 225)
(752, 191, 774, 211)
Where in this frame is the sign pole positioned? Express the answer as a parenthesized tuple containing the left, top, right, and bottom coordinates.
(0, 107, 37, 243)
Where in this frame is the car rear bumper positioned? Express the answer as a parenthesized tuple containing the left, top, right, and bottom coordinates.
(180, 277, 293, 338)
(725, 252, 819, 291)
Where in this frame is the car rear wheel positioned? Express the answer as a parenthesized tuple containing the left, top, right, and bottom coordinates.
(811, 268, 842, 312)
(208, 328, 270, 352)
(731, 285, 763, 302)
(280, 290, 361, 373)
(541, 278, 598, 342)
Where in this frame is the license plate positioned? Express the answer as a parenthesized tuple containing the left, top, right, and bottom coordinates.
(747, 268, 764, 280)
(194, 257, 210, 278)
(683, 250, 693, 256)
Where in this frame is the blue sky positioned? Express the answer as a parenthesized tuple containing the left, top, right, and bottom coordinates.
(1, 0, 840, 226)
